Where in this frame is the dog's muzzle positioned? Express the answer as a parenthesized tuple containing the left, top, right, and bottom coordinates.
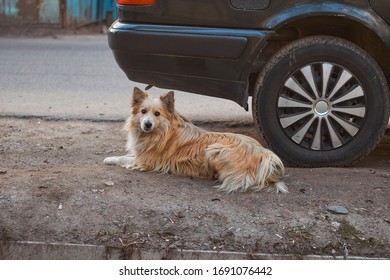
(141, 119, 154, 132)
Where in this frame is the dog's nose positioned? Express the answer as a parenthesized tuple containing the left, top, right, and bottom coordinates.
(144, 121, 153, 129)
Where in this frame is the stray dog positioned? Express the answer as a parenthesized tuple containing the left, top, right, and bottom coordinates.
(104, 87, 287, 193)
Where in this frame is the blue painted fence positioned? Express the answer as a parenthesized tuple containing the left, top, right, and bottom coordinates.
(0, 0, 117, 28)
(65, 0, 117, 27)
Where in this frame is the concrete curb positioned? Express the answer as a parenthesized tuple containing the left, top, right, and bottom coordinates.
(0, 241, 387, 260)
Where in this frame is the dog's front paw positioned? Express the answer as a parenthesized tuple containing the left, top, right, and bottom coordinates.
(104, 156, 120, 166)
(104, 155, 136, 168)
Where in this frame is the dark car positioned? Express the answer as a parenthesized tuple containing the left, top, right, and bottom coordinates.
(108, 0, 390, 167)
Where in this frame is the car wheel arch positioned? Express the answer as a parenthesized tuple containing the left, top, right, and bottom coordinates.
(248, 13, 390, 100)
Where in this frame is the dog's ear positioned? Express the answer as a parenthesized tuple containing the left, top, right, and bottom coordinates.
(160, 91, 175, 113)
(132, 87, 148, 107)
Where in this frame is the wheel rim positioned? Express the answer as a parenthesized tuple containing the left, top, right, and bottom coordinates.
(277, 62, 367, 151)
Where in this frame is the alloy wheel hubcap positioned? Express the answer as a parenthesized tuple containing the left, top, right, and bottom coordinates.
(278, 62, 367, 151)
(314, 100, 330, 116)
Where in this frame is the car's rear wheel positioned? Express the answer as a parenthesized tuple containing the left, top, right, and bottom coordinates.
(253, 36, 390, 167)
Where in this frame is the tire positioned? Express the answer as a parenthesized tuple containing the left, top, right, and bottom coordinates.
(252, 36, 390, 167)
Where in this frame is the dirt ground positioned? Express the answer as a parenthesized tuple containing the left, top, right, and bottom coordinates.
(0, 117, 389, 258)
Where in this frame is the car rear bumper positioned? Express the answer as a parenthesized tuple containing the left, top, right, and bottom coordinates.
(109, 22, 252, 59)
(108, 21, 270, 107)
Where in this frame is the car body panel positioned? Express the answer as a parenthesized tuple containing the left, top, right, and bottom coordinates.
(110, 0, 390, 107)
(108, 22, 270, 107)
(370, 0, 390, 25)
(265, 2, 390, 48)
(117, 0, 268, 29)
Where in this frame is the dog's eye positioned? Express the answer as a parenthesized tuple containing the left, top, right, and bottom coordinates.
(141, 109, 147, 114)
(154, 111, 160, 117)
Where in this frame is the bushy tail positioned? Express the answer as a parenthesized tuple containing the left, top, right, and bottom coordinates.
(272, 181, 288, 194)
(257, 151, 288, 193)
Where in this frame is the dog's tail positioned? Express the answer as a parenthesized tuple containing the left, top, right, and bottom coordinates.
(207, 142, 288, 193)
(257, 151, 288, 193)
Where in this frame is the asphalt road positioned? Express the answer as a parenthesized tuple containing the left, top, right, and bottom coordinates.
(0, 35, 252, 123)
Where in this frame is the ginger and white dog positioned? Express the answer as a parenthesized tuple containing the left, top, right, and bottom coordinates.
(104, 88, 287, 193)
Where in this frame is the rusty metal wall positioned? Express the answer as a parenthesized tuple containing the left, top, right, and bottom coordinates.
(64, 0, 117, 28)
(0, 0, 60, 25)
(39, 0, 60, 23)
(65, 0, 96, 27)
(0, 0, 116, 28)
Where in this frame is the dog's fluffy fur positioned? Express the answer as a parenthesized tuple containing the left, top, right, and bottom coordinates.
(104, 87, 287, 193)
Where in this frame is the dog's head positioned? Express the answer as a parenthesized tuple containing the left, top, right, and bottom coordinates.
(130, 87, 175, 133)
